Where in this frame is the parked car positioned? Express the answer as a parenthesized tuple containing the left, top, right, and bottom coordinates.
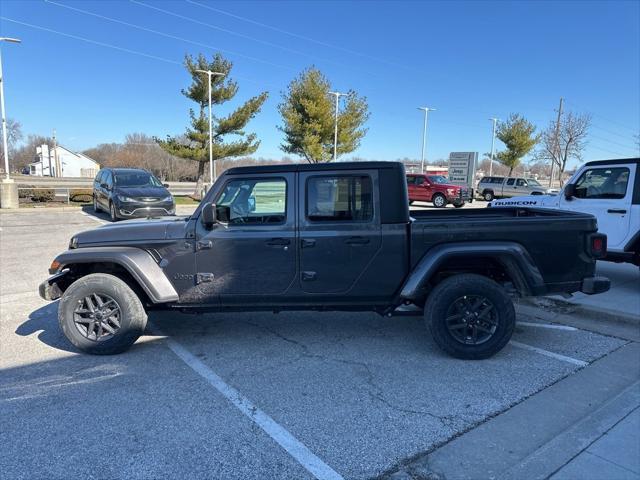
(93, 168, 175, 221)
(41, 161, 609, 360)
(477, 176, 548, 201)
(489, 158, 640, 267)
(406, 174, 471, 208)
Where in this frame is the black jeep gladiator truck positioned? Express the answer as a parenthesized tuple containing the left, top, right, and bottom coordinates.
(40, 161, 610, 359)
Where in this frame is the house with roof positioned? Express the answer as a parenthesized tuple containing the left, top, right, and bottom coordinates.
(30, 144, 100, 178)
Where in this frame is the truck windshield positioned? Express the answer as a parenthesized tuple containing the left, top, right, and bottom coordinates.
(427, 176, 448, 184)
(114, 172, 162, 188)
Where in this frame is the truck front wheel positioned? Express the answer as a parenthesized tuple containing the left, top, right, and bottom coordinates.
(432, 193, 447, 208)
(58, 273, 147, 355)
(425, 274, 515, 360)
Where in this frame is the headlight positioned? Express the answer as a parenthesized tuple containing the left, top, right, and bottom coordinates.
(117, 194, 135, 202)
(162, 195, 173, 202)
(69, 237, 78, 249)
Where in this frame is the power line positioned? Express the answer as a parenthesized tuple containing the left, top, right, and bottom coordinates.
(44, 0, 294, 71)
(565, 99, 639, 134)
(588, 144, 634, 158)
(589, 132, 638, 151)
(130, 0, 357, 72)
(1, 16, 179, 65)
(1, 16, 277, 88)
(185, 0, 412, 71)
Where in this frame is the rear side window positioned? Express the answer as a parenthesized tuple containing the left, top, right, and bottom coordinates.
(307, 175, 373, 222)
(574, 167, 629, 199)
(481, 177, 504, 184)
(506, 178, 515, 186)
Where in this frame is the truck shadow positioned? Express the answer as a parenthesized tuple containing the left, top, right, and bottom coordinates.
(80, 204, 111, 222)
(15, 302, 78, 353)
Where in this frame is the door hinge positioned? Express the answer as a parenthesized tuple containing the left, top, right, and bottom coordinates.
(196, 273, 215, 284)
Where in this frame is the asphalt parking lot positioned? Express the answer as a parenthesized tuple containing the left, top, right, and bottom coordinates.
(0, 209, 635, 479)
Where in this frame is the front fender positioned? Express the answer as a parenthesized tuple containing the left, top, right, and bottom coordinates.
(399, 241, 546, 300)
(51, 246, 179, 303)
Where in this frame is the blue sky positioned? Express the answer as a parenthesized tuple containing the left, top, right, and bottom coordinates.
(1, 0, 639, 167)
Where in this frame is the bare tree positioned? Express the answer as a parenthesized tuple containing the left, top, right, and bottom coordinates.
(0, 118, 23, 172)
(535, 111, 591, 185)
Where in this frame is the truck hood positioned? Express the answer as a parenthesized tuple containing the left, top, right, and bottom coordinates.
(72, 216, 190, 247)
(489, 194, 561, 208)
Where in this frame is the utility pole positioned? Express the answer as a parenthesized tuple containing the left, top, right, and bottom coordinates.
(195, 69, 225, 188)
(549, 97, 563, 188)
(52, 129, 59, 177)
(0, 37, 21, 209)
(329, 91, 348, 161)
(418, 107, 435, 173)
(488, 118, 498, 177)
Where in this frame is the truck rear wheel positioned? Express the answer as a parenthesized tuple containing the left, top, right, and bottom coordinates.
(58, 273, 147, 355)
(425, 274, 515, 360)
(483, 191, 494, 201)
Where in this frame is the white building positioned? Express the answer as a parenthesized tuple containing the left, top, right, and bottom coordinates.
(30, 144, 100, 178)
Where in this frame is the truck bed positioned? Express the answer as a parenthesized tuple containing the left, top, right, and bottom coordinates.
(409, 207, 598, 292)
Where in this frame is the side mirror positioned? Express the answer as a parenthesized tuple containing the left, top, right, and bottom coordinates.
(201, 202, 217, 229)
(564, 184, 576, 199)
(163, 183, 170, 189)
(248, 196, 256, 212)
(100, 183, 108, 189)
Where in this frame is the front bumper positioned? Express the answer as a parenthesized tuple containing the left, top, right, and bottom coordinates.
(38, 270, 69, 301)
(580, 276, 610, 295)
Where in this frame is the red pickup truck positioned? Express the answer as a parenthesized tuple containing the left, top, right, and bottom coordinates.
(406, 174, 471, 208)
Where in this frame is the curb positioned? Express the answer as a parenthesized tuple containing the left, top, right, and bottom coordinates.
(519, 296, 639, 326)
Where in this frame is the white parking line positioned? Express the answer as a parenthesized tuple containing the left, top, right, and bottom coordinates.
(517, 321, 578, 331)
(150, 324, 344, 480)
(510, 341, 588, 367)
(80, 211, 107, 224)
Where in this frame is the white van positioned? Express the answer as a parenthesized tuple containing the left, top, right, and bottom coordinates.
(489, 158, 640, 267)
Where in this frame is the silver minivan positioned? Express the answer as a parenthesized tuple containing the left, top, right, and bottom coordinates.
(477, 176, 548, 201)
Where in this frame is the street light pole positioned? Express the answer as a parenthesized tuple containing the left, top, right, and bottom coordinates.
(488, 118, 498, 177)
(329, 91, 348, 161)
(418, 107, 435, 173)
(195, 69, 225, 188)
(0, 37, 21, 181)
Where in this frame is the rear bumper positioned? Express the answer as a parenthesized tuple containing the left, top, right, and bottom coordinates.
(580, 276, 610, 295)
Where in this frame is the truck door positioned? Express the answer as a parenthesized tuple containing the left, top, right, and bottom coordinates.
(503, 178, 517, 197)
(298, 170, 382, 294)
(193, 173, 297, 303)
(559, 163, 635, 250)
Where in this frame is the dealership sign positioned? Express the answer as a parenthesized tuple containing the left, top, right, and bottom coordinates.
(448, 152, 478, 188)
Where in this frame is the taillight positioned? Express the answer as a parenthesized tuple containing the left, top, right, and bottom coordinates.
(589, 234, 607, 259)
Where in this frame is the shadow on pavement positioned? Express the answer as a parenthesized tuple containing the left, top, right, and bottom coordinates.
(15, 301, 79, 353)
(80, 204, 111, 222)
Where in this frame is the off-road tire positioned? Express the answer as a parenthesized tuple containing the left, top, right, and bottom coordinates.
(425, 273, 515, 360)
(432, 193, 447, 208)
(483, 191, 494, 201)
(58, 273, 147, 355)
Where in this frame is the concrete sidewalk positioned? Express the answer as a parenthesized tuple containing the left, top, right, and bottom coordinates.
(551, 407, 639, 480)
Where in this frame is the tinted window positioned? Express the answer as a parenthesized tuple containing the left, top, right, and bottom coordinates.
(415, 176, 425, 185)
(406, 176, 416, 185)
(103, 171, 113, 186)
(215, 178, 286, 225)
(307, 175, 373, 222)
(506, 178, 516, 186)
(114, 171, 162, 187)
(95, 171, 104, 183)
(574, 167, 629, 199)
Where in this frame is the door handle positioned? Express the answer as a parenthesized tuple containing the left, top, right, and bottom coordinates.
(196, 240, 212, 250)
(266, 238, 291, 246)
(345, 236, 370, 245)
(607, 209, 627, 214)
(301, 239, 316, 248)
